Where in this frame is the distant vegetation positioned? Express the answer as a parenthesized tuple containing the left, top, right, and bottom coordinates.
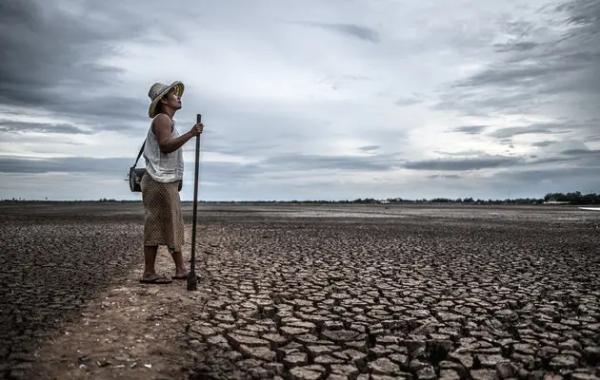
(543, 192, 600, 205)
(2, 192, 598, 205)
(349, 192, 598, 205)
(285, 192, 599, 205)
(283, 197, 546, 205)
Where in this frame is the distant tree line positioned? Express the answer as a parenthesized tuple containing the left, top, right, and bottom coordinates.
(283, 192, 599, 205)
(543, 192, 600, 205)
(277, 195, 583, 205)
(344, 197, 545, 205)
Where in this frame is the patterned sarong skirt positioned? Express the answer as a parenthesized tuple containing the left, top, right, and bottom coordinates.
(141, 174, 184, 253)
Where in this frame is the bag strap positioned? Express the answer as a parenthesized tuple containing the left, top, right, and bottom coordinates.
(133, 140, 146, 168)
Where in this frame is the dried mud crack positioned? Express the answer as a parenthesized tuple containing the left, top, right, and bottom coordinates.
(0, 216, 144, 379)
(1, 203, 600, 380)
(185, 216, 600, 380)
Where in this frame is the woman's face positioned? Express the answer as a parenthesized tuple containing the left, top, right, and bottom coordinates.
(161, 89, 182, 110)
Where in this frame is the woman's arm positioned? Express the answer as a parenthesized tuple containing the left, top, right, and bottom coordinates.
(153, 114, 203, 154)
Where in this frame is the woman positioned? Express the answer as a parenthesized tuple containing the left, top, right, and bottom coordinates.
(140, 81, 204, 284)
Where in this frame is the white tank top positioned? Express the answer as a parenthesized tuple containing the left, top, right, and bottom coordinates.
(143, 115, 184, 183)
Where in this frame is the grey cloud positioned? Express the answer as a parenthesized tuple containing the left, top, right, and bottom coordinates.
(199, 161, 256, 181)
(452, 125, 488, 134)
(561, 148, 600, 156)
(559, 0, 600, 26)
(472, 165, 600, 200)
(341, 75, 372, 81)
(0, 120, 93, 134)
(489, 123, 570, 139)
(532, 140, 556, 147)
(0, 155, 259, 200)
(48, 96, 149, 128)
(317, 74, 373, 91)
(261, 153, 397, 171)
(436, 0, 600, 129)
(528, 156, 578, 165)
(0, 1, 161, 128)
(500, 165, 600, 183)
(433, 150, 491, 157)
(454, 59, 586, 89)
(1, 2, 129, 93)
(2, 1, 599, 201)
(493, 41, 538, 52)
(394, 96, 422, 107)
(404, 156, 522, 171)
(435, 90, 535, 117)
(359, 145, 380, 152)
(427, 174, 461, 179)
(293, 22, 380, 42)
(0, 151, 400, 178)
(0, 157, 258, 200)
(0, 156, 132, 174)
(497, 19, 535, 39)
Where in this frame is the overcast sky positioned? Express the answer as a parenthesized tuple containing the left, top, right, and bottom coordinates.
(1, 0, 598, 201)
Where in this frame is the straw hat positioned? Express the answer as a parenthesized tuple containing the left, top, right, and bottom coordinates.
(147, 81, 184, 118)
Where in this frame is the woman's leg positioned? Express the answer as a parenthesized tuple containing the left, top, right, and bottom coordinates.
(171, 192, 187, 277)
(169, 249, 187, 277)
(143, 245, 159, 278)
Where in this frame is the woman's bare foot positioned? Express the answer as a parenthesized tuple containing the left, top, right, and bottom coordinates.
(140, 273, 172, 284)
(172, 268, 188, 279)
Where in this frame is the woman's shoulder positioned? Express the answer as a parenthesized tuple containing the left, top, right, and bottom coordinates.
(152, 113, 173, 124)
(151, 113, 173, 133)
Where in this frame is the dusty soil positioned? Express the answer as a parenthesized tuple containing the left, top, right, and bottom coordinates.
(1, 202, 600, 379)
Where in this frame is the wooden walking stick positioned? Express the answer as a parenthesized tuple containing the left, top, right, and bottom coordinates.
(187, 114, 202, 291)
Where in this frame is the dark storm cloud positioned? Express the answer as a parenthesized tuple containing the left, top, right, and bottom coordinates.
(0, 155, 256, 189)
(436, 0, 600, 124)
(0, 151, 399, 176)
(293, 22, 380, 42)
(404, 156, 522, 171)
(0, 156, 132, 174)
(452, 125, 488, 135)
(47, 96, 149, 129)
(2, 1, 598, 201)
(453, 57, 588, 90)
(0, 1, 156, 127)
(0, 120, 93, 134)
(558, 0, 600, 27)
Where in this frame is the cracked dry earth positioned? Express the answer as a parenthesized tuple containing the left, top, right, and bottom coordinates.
(185, 213, 600, 380)
(1, 203, 600, 380)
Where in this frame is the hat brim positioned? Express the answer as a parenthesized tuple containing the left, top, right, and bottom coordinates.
(148, 81, 185, 118)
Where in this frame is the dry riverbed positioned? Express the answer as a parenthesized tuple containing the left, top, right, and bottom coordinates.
(1, 202, 599, 379)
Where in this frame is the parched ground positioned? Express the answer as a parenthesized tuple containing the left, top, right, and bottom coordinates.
(1, 202, 600, 379)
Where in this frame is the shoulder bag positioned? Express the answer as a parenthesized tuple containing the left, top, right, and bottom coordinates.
(128, 141, 183, 192)
(128, 142, 146, 192)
